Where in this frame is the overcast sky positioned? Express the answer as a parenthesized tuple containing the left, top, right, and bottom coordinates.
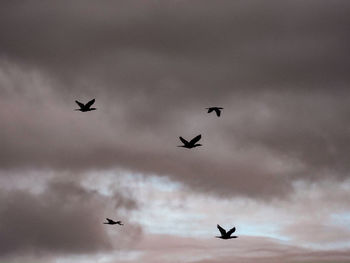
(1, 1, 350, 262)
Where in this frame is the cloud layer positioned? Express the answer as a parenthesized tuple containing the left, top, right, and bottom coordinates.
(1, 1, 350, 262)
(0, 176, 140, 258)
(1, 0, 350, 199)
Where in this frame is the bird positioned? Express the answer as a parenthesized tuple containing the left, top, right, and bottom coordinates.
(206, 107, 223, 117)
(216, 224, 238, 239)
(178, 134, 202, 149)
(103, 218, 123, 225)
(75, 99, 97, 112)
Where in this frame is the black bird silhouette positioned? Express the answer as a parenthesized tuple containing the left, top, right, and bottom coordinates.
(103, 218, 123, 225)
(75, 99, 97, 112)
(178, 134, 202, 149)
(216, 224, 238, 239)
(206, 107, 223, 117)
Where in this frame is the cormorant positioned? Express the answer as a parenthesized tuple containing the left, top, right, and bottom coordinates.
(103, 218, 123, 225)
(206, 107, 223, 117)
(216, 224, 238, 239)
(75, 99, 97, 112)
(178, 134, 202, 149)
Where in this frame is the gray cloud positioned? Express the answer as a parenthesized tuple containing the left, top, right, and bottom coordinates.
(1, 0, 350, 200)
(0, 178, 139, 257)
(2, 1, 350, 262)
(1, 0, 350, 95)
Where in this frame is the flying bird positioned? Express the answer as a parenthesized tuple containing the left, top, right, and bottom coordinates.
(206, 107, 223, 117)
(75, 99, 97, 112)
(178, 134, 202, 149)
(216, 224, 238, 239)
(103, 218, 123, 225)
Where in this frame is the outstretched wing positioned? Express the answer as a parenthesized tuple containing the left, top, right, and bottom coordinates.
(85, 99, 95, 108)
(227, 227, 236, 236)
(217, 224, 226, 236)
(106, 218, 114, 223)
(189, 134, 201, 144)
(214, 109, 221, 117)
(179, 137, 189, 145)
(75, 100, 85, 108)
(207, 108, 214, 113)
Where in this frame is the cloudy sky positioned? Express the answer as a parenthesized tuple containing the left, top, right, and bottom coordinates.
(1, 0, 350, 262)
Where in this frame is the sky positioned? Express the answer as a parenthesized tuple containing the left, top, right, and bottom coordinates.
(1, 0, 350, 262)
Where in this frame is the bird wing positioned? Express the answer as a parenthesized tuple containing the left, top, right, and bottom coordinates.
(227, 227, 236, 236)
(217, 224, 227, 236)
(75, 100, 85, 108)
(189, 134, 201, 144)
(179, 137, 189, 145)
(207, 108, 214, 113)
(106, 218, 114, 223)
(214, 108, 221, 117)
(85, 99, 96, 108)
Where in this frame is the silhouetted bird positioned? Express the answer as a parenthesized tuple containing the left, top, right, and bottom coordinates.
(103, 218, 123, 225)
(216, 224, 238, 239)
(75, 99, 97, 112)
(178, 134, 202, 149)
(206, 107, 223, 117)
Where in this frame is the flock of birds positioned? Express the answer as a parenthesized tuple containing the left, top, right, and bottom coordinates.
(75, 99, 238, 240)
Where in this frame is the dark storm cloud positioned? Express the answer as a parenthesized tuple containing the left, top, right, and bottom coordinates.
(1, 0, 349, 87)
(0, 179, 138, 257)
(1, 0, 350, 199)
(224, 91, 350, 178)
